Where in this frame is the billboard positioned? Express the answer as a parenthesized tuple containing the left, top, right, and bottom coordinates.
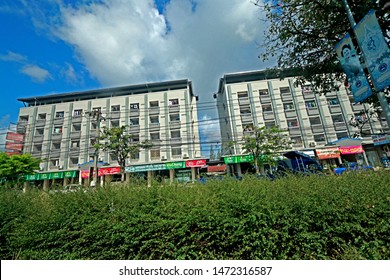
(6, 132, 24, 142)
(335, 33, 373, 103)
(355, 9, 390, 92)
(5, 142, 23, 151)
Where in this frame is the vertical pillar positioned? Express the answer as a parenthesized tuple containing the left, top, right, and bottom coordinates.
(362, 150, 369, 166)
(236, 163, 242, 176)
(169, 169, 175, 184)
(126, 173, 131, 183)
(43, 180, 50, 191)
(191, 167, 196, 181)
(147, 170, 153, 187)
(23, 181, 30, 193)
(63, 177, 69, 187)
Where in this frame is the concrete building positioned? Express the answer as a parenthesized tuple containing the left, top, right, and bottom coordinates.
(214, 69, 389, 172)
(17, 79, 202, 186)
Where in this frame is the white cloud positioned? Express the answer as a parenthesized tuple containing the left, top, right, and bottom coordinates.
(21, 64, 52, 83)
(0, 51, 27, 63)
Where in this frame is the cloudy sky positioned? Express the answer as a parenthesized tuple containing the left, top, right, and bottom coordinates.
(0, 0, 275, 155)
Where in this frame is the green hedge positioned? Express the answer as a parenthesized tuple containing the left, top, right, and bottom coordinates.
(0, 171, 389, 259)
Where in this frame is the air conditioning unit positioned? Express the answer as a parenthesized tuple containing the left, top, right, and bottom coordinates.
(58, 165, 63, 170)
(183, 154, 189, 159)
(161, 156, 167, 161)
(309, 142, 316, 147)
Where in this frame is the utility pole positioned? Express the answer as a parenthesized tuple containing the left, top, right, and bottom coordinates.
(89, 110, 105, 187)
(341, 0, 390, 130)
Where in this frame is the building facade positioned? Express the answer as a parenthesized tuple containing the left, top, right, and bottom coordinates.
(17, 79, 202, 184)
(215, 69, 389, 170)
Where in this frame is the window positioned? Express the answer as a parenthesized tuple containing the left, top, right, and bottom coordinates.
(169, 99, 179, 106)
(36, 128, 44, 135)
(19, 115, 29, 122)
(130, 103, 139, 110)
(265, 121, 275, 129)
(111, 120, 120, 127)
(170, 114, 180, 122)
(305, 100, 317, 108)
(71, 141, 80, 148)
(237, 91, 248, 99)
(70, 157, 78, 165)
(327, 98, 340, 106)
(52, 142, 61, 150)
(283, 102, 295, 111)
(55, 111, 64, 118)
(240, 106, 251, 115)
(53, 126, 63, 134)
(287, 119, 299, 128)
(314, 134, 326, 142)
(291, 136, 303, 145)
(262, 104, 273, 112)
(73, 109, 83, 116)
(336, 132, 349, 139)
(130, 117, 139, 126)
(130, 134, 139, 142)
(50, 159, 59, 167)
(150, 116, 159, 124)
(110, 153, 118, 161)
(302, 85, 313, 94)
(150, 149, 160, 159)
(92, 107, 101, 113)
(150, 132, 160, 141)
(130, 151, 140, 160)
(332, 114, 344, 123)
(280, 87, 291, 94)
(149, 101, 159, 108)
(91, 122, 97, 130)
(259, 89, 269, 96)
(309, 117, 322, 126)
(72, 124, 81, 132)
(38, 113, 46, 120)
(171, 130, 181, 139)
(111, 105, 120, 112)
(33, 145, 42, 152)
(172, 146, 182, 157)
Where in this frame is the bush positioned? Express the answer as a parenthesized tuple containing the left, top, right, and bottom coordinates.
(0, 171, 389, 259)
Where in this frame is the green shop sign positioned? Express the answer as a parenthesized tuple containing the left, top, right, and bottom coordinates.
(223, 155, 253, 164)
(165, 161, 186, 169)
(126, 164, 166, 173)
(26, 170, 78, 181)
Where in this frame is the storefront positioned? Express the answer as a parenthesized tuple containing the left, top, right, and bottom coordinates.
(372, 134, 390, 167)
(223, 155, 254, 175)
(80, 167, 121, 185)
(25, 170, 78, 190)
(315, 147, 342, 170)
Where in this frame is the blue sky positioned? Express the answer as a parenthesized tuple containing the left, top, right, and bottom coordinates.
(0, 0, 274, 155)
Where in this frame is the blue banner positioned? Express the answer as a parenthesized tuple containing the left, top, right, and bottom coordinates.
(355, 9, 390, 92)
(335, 33, 373, 103)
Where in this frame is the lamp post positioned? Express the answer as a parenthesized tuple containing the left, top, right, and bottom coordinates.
(341, 0, 390, 130)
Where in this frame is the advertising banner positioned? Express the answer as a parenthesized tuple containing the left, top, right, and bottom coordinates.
(165, 161, 186, 169)
(81, 167, 121, 178)
(125, 164, 166, 173)
(223, 155, 253, 164)
(355, 9, 390, 92)
(372, 134, 390, 146)
(5, 142, 23, 151)
(185, 159, 207, 168)
(316, 148, 341, 160)
(335, 33, 372, 103)
(6, 132, 24, 142)
(338, 145, 364, 155)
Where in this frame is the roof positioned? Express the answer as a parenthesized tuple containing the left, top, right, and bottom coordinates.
(18, 79, 195, 106)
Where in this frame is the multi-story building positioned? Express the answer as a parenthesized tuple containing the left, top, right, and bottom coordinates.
(215, 69, 389, 172)
(17, 79, 202, 185)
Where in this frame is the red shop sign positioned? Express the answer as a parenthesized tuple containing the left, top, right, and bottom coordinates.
(338, 145, 364, 155)
(6, 132, 24, 142)
(186, 159, 207, 168)
(81, 167, 121, 178)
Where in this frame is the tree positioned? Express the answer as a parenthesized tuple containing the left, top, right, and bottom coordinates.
(255, 0, 389, 132)
(0, 153, 40, 187)
(96, 125, 152, 181)
(241, 125, 291, 174)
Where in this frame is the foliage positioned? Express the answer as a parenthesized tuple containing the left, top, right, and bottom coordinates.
(241, 125, 291, 174)
(0, 153, 40, 187)
(2, 171, 388, 260)
(96, 125, 152, 181)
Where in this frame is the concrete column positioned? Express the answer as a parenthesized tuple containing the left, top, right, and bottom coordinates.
(147, 170, 153, 187)
(362, 151, 369, 166)
(169, 169, 175, 184)
(23, 181, 30, 193)
(63, 177, 69, 186)
(191, 167, 196, 181)
(126, 173, 131, 183)
(43, 180, 50, 191)
(236, 163, 242, 175)
(338, 157, 343, 165)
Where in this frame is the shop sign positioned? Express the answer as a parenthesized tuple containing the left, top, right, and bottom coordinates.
(223, 155, 253, 164)
(165, 161, 186, 169)
(339, 145, 364, 155)
(5, 142, 23, 151)
(6, 132, 24, 142)
(207, 165, 227, 172)
(185, 159, 207, 168)
(81, 167, 121, 178)
(26, 174, 38, 181)
(26, 170, 78, 181)
(372, 134, 390, 146)
(125, 164, 166, 173)
(64, 170, 78, 178)
(316, 148, 341, 160)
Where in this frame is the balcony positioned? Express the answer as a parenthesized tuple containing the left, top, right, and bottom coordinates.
(54, 117, 64, 125)
(130, 109, 140, 117)
(307, 108, 320, 116)
(169, 105, 180, 113)
(149, 107, 160, 115)
(240, 113, 253, 124)
(288, 127, 301, 136)
(149, 123, 160, 130)
(70, 131, 81, 139)
(238, 97, 250, 106)
(285, 110, 297, 118)
(50, 149, 61, 158)
(129, 124, 140, 133)
(311, 124, 324, 134)
(260, 95, 271, 103)
(35, 119, 46, 127)
(170, 137, 182, 144)
(169, 121, 181, 130)
(72, 115, 83, 123)
(352, 104, 364, 112)
(334, 122, 348, 131)
(110, 111, 121, 119)
(281, 94, 293, 102)
(52, 133, 62, 141)
(263, 112, 274, 120)
(33, 135, 44, 142)
(329, 105, 342, 114)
